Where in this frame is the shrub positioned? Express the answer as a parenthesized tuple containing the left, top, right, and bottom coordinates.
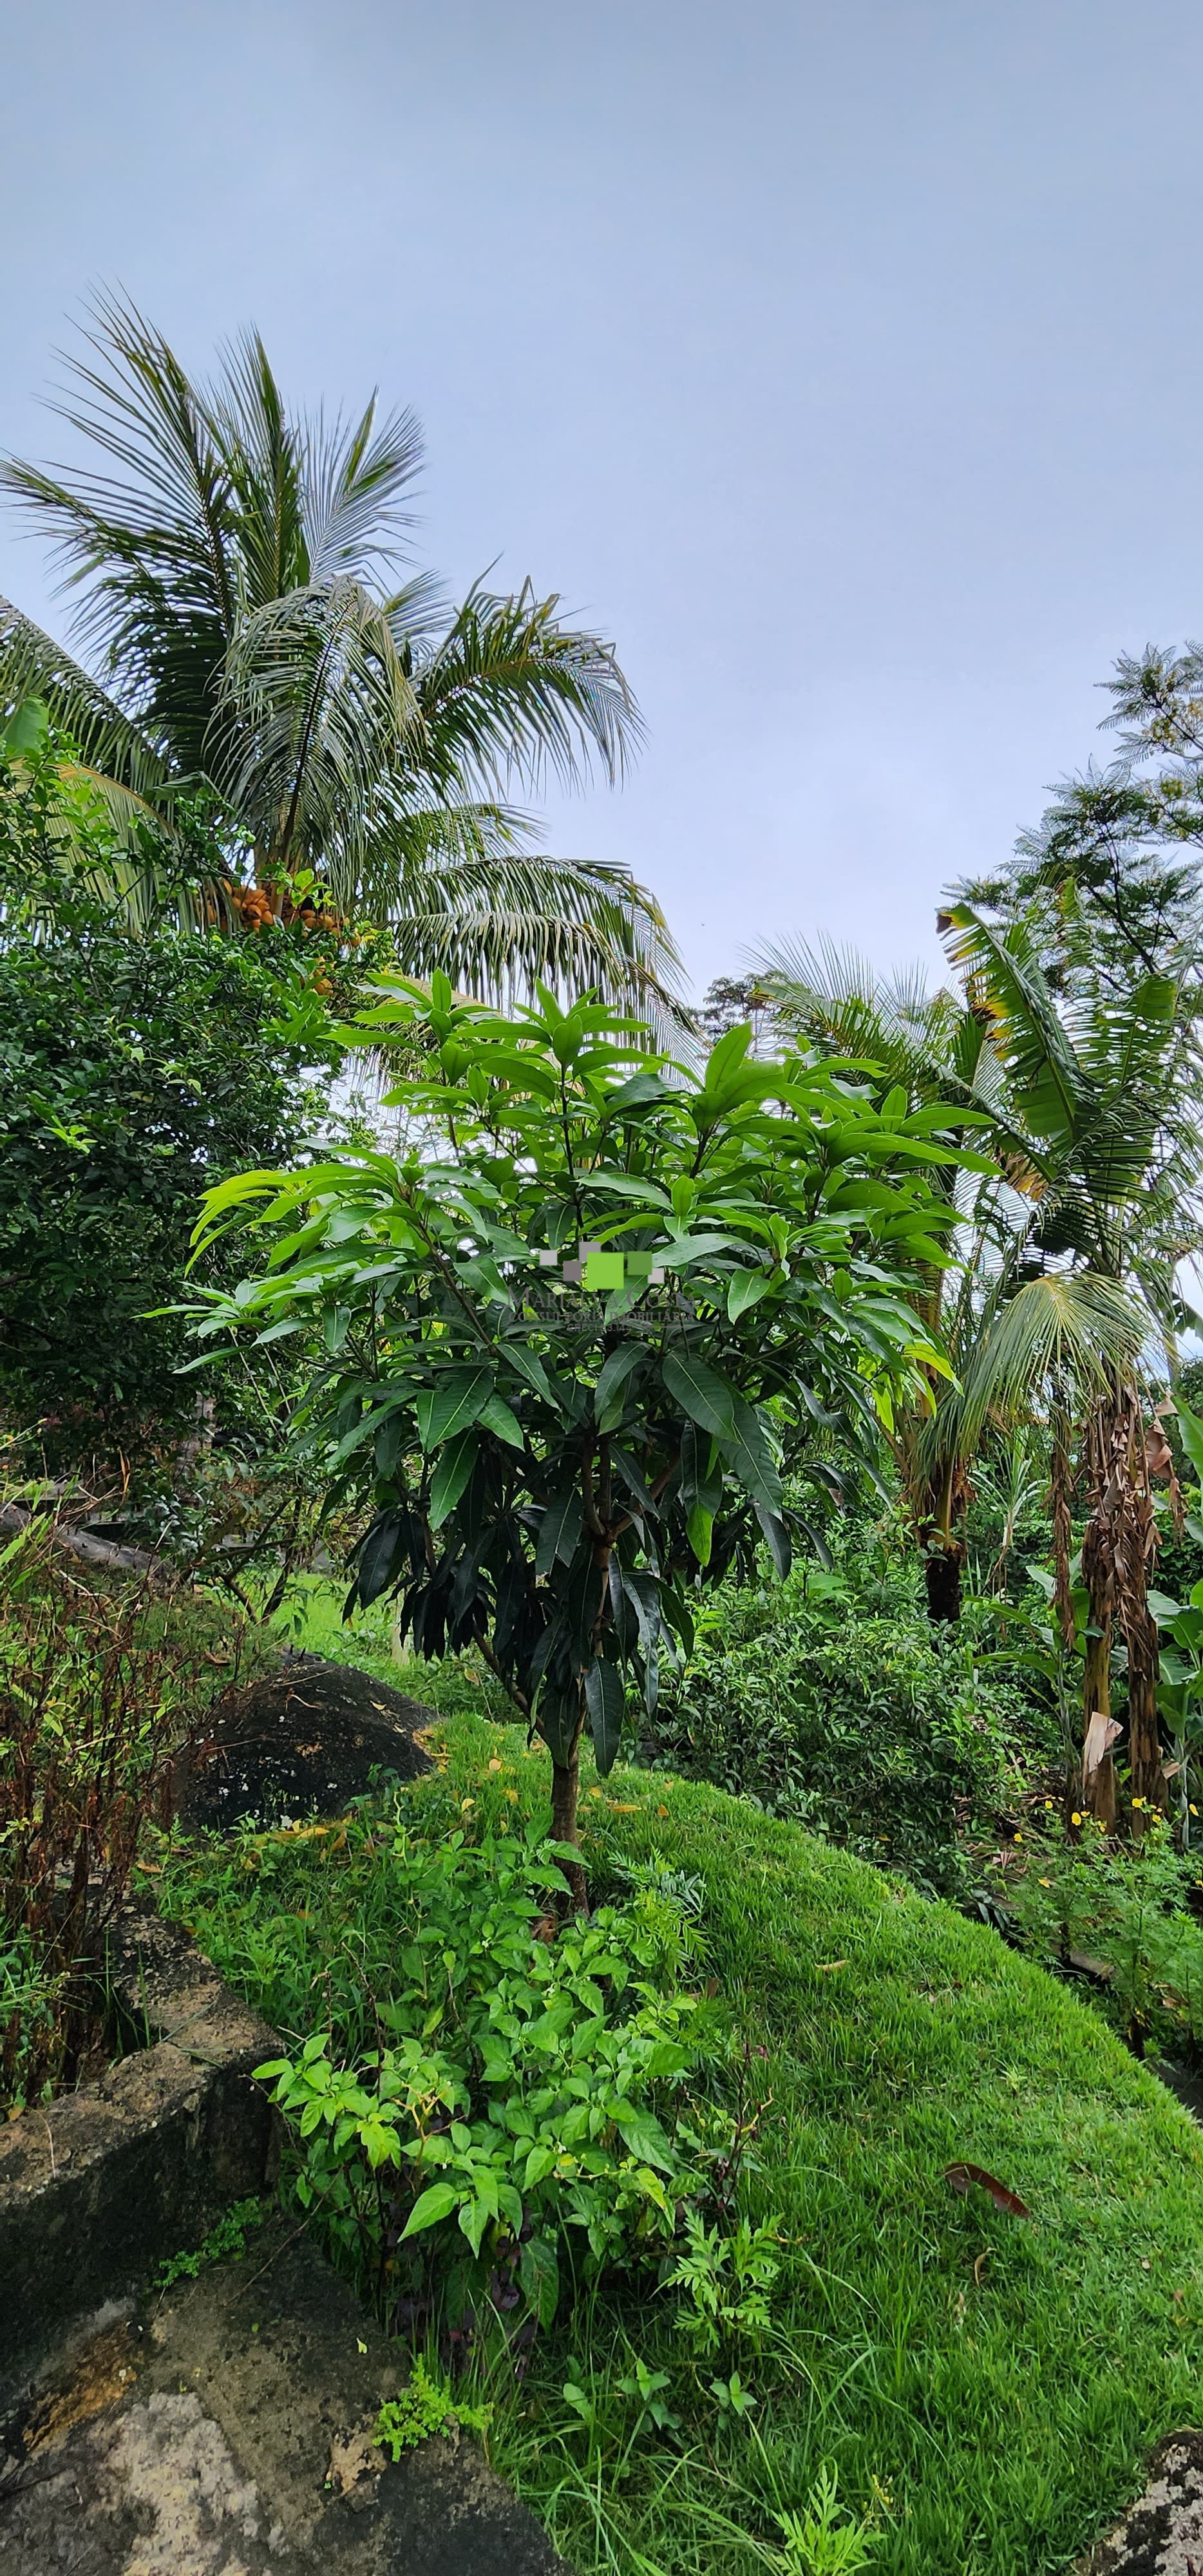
(0, 832, 343, 1465)
(153, 1792, 768, 2352)
(646, 1604, 1025, 1895)
(186, 976, 976, 1886)
(994, 1806, 1203, 2058)
(0, 1522, 218, 2105)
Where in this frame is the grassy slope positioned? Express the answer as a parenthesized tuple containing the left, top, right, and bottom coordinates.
(207, 1597, 1203, 2573)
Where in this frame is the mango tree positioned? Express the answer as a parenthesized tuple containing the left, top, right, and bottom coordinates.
(187, 977, 975, 1900)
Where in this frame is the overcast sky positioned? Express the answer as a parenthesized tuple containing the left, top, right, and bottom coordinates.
(3, 0, 1202, 1002)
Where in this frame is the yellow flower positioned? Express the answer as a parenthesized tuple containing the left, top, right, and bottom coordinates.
(1071, 1812, 1083, 1826)
(1038, 1877, 1052, 1888)
(1192, 1805, 1199, 1817)
(1014, 1832, 1023, 1844)
(1044, 1799, 1054, 1810)
(1132, 1797, 1145, 1810)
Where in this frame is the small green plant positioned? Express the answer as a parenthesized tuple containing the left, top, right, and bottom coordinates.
(663, 2208, 782, 2353)
(243, 1806, 717, 2333)
(374, 2356, 493, 2456)
(710, 2370, 756, 2418)
(616, 2356, 681, 2434)
(773, 2467, 877, 2575)
(156, 2197, 265, 2287)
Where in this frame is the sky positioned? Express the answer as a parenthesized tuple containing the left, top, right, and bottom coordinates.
(3, 0, 1203, 1004)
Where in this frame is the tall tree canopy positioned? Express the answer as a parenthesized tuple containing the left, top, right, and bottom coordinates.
(0, 294, 681, 1013)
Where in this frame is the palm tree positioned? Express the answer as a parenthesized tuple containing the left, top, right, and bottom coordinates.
(755, 936, 1148, 1649)
(941, 902, 1202, 1825)
(0, 294, 682, 1012)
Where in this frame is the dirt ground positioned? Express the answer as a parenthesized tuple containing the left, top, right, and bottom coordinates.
(171, 1654, 435, 1833)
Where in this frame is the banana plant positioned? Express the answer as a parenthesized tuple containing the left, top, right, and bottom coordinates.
(1147, 1394, 1203, 1846)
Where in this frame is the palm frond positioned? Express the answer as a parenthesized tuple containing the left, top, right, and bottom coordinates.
(940, 902, 1093, 1146)
(1, 290, 240, 684)
(0, 598, 176, 804)
(367, 830, 687, 1026)
(213, 577, 424, 869)
(936, 1272, 1150, 1466)
(755, 934, 967, 1095)
(410, 579, 643, 797)
(301, 395, 424, 587)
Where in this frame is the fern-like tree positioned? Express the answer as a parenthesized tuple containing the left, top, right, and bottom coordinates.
(0, 294, 681, 1012)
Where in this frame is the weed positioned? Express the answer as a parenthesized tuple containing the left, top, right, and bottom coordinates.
(773, 2466, 877, 2573)
(374, 2355, 492, 2455)
(156, 2197, 265, 2287)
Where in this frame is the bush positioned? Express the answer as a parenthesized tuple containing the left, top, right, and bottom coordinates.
(995, 1806, 1203, 2058)
(0, 916, 338, 1466)
(155, 1792, 741, 2346)
(645, 1602, 1028, 1895)
(0, 1524, 222, 2105)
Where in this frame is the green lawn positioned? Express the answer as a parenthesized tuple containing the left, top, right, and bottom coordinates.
(162, 1685, 1203, 2576)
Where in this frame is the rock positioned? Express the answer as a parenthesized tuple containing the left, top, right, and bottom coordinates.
(0, 2214, 568, 2575)
(1081, 2430, 1203, 2573)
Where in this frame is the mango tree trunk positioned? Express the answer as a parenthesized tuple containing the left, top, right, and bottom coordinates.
(551, 1723, 588, 1915)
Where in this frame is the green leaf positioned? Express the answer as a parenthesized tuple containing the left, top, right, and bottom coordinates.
(415, 1368, 491, 1450)
(611, 1444, 658, 1517)
(520, 2235, 560, 2327)
(721, 1396, 782, 1515)
(614, 2108, 675, 2171)
(1176, 1396, 1203, 1486)
(459, 2195, 493, 2259)
(3, 696, 51, 754)
(477, 1391, 524, 1448)
(686, 1502, 714, 1566)
(594, 1342, 643, 1430)
(754, 1502, 791, 1579)
(400, 2183, 461, 2239)
(429, 1428, 479, 1528)
(727, 1270, 771, 1323)
(501, 1341, 560, 1407)
(663, 1349, 737, 1444)
(538, 1680, 583, 1766)
(354, 1508, 408, 1607)
(584, 1658, 625, 1775)
(535, 1486, 584, 1577)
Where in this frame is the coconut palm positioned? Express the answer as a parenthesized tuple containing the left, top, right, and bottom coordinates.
(0, 294, 681, 1012)
(755, 935, 1148, 1645)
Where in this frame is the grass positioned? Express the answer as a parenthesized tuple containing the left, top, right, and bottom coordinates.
(149, 1687, 1203, 2576)
(270, 1573, 512, 1718)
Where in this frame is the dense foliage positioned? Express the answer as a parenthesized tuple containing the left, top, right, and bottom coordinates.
(187, 975, 978, 1877)
(0, 723, 345, 1460)
(0, 923, 338, 1455)
(160, 1795, 735, 2346)
(649, 1588, 1030, 1897)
